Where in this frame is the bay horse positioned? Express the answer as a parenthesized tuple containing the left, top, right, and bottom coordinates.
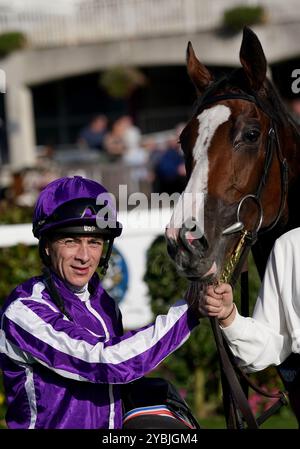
(165, 27, 300, 427)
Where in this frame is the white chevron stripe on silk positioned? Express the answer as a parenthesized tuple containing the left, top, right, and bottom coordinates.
(4, 292, 189, 365)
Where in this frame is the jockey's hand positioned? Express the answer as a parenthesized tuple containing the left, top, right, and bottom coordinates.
(199, 283, 236, 326)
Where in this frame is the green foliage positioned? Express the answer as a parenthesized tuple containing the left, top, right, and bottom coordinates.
(201, 406, 298, 428)
(0, 202, 33, 225)
(0, 203, 35, 426)
(100, 66, 147, 98)
(222, 5, 265, 33)
(0, 204, 37, 305)
(0, 242, 41, 428)
(144, 235, 188, 314)
(0, 244, 41, 306)
(0, 31, 26, 58)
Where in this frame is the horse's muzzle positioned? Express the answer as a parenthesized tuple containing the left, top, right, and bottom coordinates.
(165, 222, 215, 279)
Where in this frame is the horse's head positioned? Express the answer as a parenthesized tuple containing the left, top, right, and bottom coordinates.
(166, 27, 290, 283)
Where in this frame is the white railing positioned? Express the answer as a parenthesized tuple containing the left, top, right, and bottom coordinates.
(0, 0, 299, 48)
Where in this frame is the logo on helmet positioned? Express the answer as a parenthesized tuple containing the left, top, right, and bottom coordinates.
(84, 225, 97, 232)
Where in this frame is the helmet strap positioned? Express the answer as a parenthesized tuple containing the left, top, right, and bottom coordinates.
(42, 267, 73, 321)
(39, 237, 51, 267)
(99, 238, 114, 276)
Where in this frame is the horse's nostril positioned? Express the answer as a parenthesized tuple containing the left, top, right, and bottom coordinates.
(198, 235, 209, 252)
(185, 230, 197, 244)
(184, 220, 203, 238)
(180, 222, 208, 253)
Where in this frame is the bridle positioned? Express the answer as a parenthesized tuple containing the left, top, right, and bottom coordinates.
(192, 83, 289, 428)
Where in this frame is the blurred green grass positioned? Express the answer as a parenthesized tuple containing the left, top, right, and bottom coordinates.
(201, 407, 298, 429)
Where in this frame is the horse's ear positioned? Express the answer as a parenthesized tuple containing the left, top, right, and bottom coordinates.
(239, 27, 267, 91)
(187, 42, 213, 95)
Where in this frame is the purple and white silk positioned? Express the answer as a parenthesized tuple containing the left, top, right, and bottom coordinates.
(0, 272, 198, 428)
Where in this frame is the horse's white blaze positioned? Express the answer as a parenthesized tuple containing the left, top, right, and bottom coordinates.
(167, 105, 231, 236)
(193, 105, 231, 161)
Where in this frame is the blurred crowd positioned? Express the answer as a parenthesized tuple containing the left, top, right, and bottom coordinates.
(0, 114, 187, 208)
(2, 96, 300, 210)
(78, 114, 148, 166)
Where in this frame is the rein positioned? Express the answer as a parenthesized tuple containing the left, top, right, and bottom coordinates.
(195, 87, 289, 428)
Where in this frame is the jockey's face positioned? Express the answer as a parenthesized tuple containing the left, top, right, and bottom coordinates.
(45, 235, 104, 288)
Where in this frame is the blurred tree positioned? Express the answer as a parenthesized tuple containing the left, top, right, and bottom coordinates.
(100, 66, 147, 99)
(0, 203, 33, 225)
(0, 31, 26, 58)
(0, 244, 41, 304)
(222, 5, 265, 35)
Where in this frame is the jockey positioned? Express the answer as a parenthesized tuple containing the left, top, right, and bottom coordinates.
(0, 176, 200, 429)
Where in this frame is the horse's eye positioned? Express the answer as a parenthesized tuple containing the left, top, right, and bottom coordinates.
(243, 129, 260, 143)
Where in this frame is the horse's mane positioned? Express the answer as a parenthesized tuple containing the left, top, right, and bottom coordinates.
(263, 77, 300, 144)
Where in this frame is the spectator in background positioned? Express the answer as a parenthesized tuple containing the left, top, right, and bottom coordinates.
(9, 167, 58, 207)
(142, 136, 165, 193)
(103, 117, 127, 161)
(104, 115, 148, 164)
(120, 115, 147, 166)
(154, 124, 186, 195)
(78, 115, 108, 151)
(117, 115, 149, 192)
